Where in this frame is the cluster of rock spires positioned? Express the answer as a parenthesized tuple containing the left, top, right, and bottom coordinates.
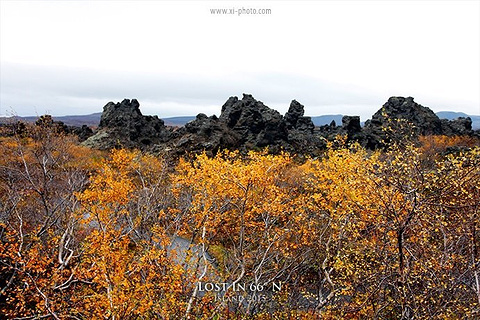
(81, 94, 476, 155)
(316, 96, 475, 149)
(82, 94, 327, 155)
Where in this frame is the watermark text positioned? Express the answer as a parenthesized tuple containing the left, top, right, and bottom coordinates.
(210, 7, 272, 16)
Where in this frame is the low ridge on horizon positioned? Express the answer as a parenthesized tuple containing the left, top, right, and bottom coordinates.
(71, 94, 477, 155)
(1, 94, 478, 157)
(2, 94, 479, 130)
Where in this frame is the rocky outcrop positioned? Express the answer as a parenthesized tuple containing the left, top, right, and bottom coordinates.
(35, 115, 94, 142)
(218, 94, 287, 147)
(315, 115, 364, 144)
(83, 99, 172, 149)
(284, 100, 324, 153)
(341, 116, 365, 142)
(168, 113, 238, 155)
(82, 95, 477, 154)
(362, 97, 473, 148)
(285, 100, 314, 132)
(166, 94, 324, 155)
(440, 117, 472, 136)
(83, 95, 325, 155)
(69, 125, 94, 142)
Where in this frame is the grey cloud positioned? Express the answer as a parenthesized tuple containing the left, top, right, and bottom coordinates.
(0, 62, 399, 118)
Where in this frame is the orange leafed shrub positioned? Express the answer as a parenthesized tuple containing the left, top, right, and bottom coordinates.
(1, 126, 479, 319)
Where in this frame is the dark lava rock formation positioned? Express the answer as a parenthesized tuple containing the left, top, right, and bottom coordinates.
(83, 94, 325, 155)
(219, 94, 286, 147)
(82, 95, 477, 155)
(316, 96, 475, 149)
(362, 97, 473, 148)
(163, 94, 325, 155)
(83, 99, 172, 149)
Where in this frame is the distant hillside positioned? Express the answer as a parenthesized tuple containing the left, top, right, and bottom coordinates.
(0, 114, 196, 128)
(436, 111, 469, 119)
(2, 111, 479, 130)
(436, 111, 480, 130)
(310, 115, 344, 126)
(57, 113, 102, 126)
(0, 113, 102, 127)
(163, 116, 196, 127)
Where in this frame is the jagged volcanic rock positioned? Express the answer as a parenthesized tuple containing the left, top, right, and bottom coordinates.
(69, 125, 94, 142)
(285, 100, 315, 132)
(170, 113, 238, 155)
(440, 117, 473, 136)
(367, 97, 442, 133)
(83, 95, 325, 155)
(81, 95, 476, 154)
(283, 100, 325, 153)
(167, 94, 324, 155)
(341, 115, 364, 141)
(219, 94, 287, 147)
(363, 97, 473, 148)
(83, 99, 172, 149)
(34, 115, 94, 142)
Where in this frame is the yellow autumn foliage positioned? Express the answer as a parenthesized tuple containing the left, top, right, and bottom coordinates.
(1, 126, 479, 319)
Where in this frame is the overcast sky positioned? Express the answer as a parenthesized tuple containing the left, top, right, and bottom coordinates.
(1, 0, 479, 120)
